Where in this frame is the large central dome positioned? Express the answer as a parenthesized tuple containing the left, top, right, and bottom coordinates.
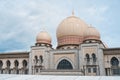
(56, 14, 88, 48)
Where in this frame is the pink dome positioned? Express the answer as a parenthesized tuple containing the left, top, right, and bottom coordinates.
(84, 26, 100, 41)
(56, 15, 88, 47)
(36, 31, 51, 44)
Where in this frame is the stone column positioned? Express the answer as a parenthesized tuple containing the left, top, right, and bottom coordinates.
(98, 48, 105, 76)
(29, 51, 32, 74)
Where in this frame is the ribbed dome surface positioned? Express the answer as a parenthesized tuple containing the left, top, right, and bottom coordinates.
(57, 16, 88, 38)
(36, 31, 51, 44)
(56, 15, 88, 47)
(84, 27, 100, 40)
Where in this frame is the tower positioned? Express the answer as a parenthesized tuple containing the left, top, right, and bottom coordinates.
(29, 30, 52, 74)
(79, 25, 105, 76)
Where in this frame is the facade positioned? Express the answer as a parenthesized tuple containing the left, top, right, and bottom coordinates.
(0, 13, 120, 76)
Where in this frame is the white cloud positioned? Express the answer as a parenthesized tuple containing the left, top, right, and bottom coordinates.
(82, 5, 109, 24)
(0, 0, 120, 52)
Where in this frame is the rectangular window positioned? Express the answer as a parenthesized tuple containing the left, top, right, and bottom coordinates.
(93, 68, 97, 73)
(1, 70, 3, 74)
(112, 68, 120, 75)
(88, 68, 91, 73)
(25, 70, 28, 74)
(36, 69, 38, 73)
(9, 70, 11, 74)
(17, 70, 19, 74)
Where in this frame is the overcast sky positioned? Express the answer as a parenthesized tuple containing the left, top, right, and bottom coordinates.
(0, 0, 120, 52)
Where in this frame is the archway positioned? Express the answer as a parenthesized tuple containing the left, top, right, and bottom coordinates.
(92, 53, 96, 62)
(14, 60, 19, 74)
(111, 57, 119, 66)
(110, 57, 120, 75)
(57, 59, 73, 69)
(86, 54, 90, 62)
(0, 60, 3, 69)
(22, 60, 28, 74)
(0, 60, 3, 74)
(6, 60, 11, 74)
(22, 60, 27, 67)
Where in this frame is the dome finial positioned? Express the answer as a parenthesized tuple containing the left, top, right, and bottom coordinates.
(72, 9, 74, 16)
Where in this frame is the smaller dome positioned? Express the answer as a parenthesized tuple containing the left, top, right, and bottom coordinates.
(84, 26, 100, 41)
(36, 31, 51, 44)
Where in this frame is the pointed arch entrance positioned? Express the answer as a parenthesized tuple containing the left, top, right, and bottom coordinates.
(57, 59, 73, 69)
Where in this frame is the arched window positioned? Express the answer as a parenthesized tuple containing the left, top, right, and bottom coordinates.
(110, 57, 120, 75)
(6, 60, 11, 68)
(34, 56, 38, 64)
(74, 47, 77, 49)
(86, 54, 90, 62)
(22, 60, 27, 67)
(22, 60, 28, 74)
(39, 55, 43, 64)
(67, 47, 70, 49)
(14, 60, 19, 67)
(14, 60, 19, 74)
(6, 60, 11, 74)
(0, 60, 3, 69)
(111, 57, 119, 66)
(57, 59, 73, 69)
(92, 53, 96, 62)
(61, 48, 64, 50)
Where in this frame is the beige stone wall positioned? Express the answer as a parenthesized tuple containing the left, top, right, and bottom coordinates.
(104, 54, 120, 68)
(30, 46, 52, 74)
(31, 47, 45, 67)
(0, 58, 28, 69)
(32, 49, 44, 59)
(83, 47, 97, 55)
(82, 46, 98, 64)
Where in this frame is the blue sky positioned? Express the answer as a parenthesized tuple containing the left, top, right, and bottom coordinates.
(0, 0, 120, 52)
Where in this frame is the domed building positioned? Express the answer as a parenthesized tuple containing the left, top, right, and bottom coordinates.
(0, 12, 120, 76)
